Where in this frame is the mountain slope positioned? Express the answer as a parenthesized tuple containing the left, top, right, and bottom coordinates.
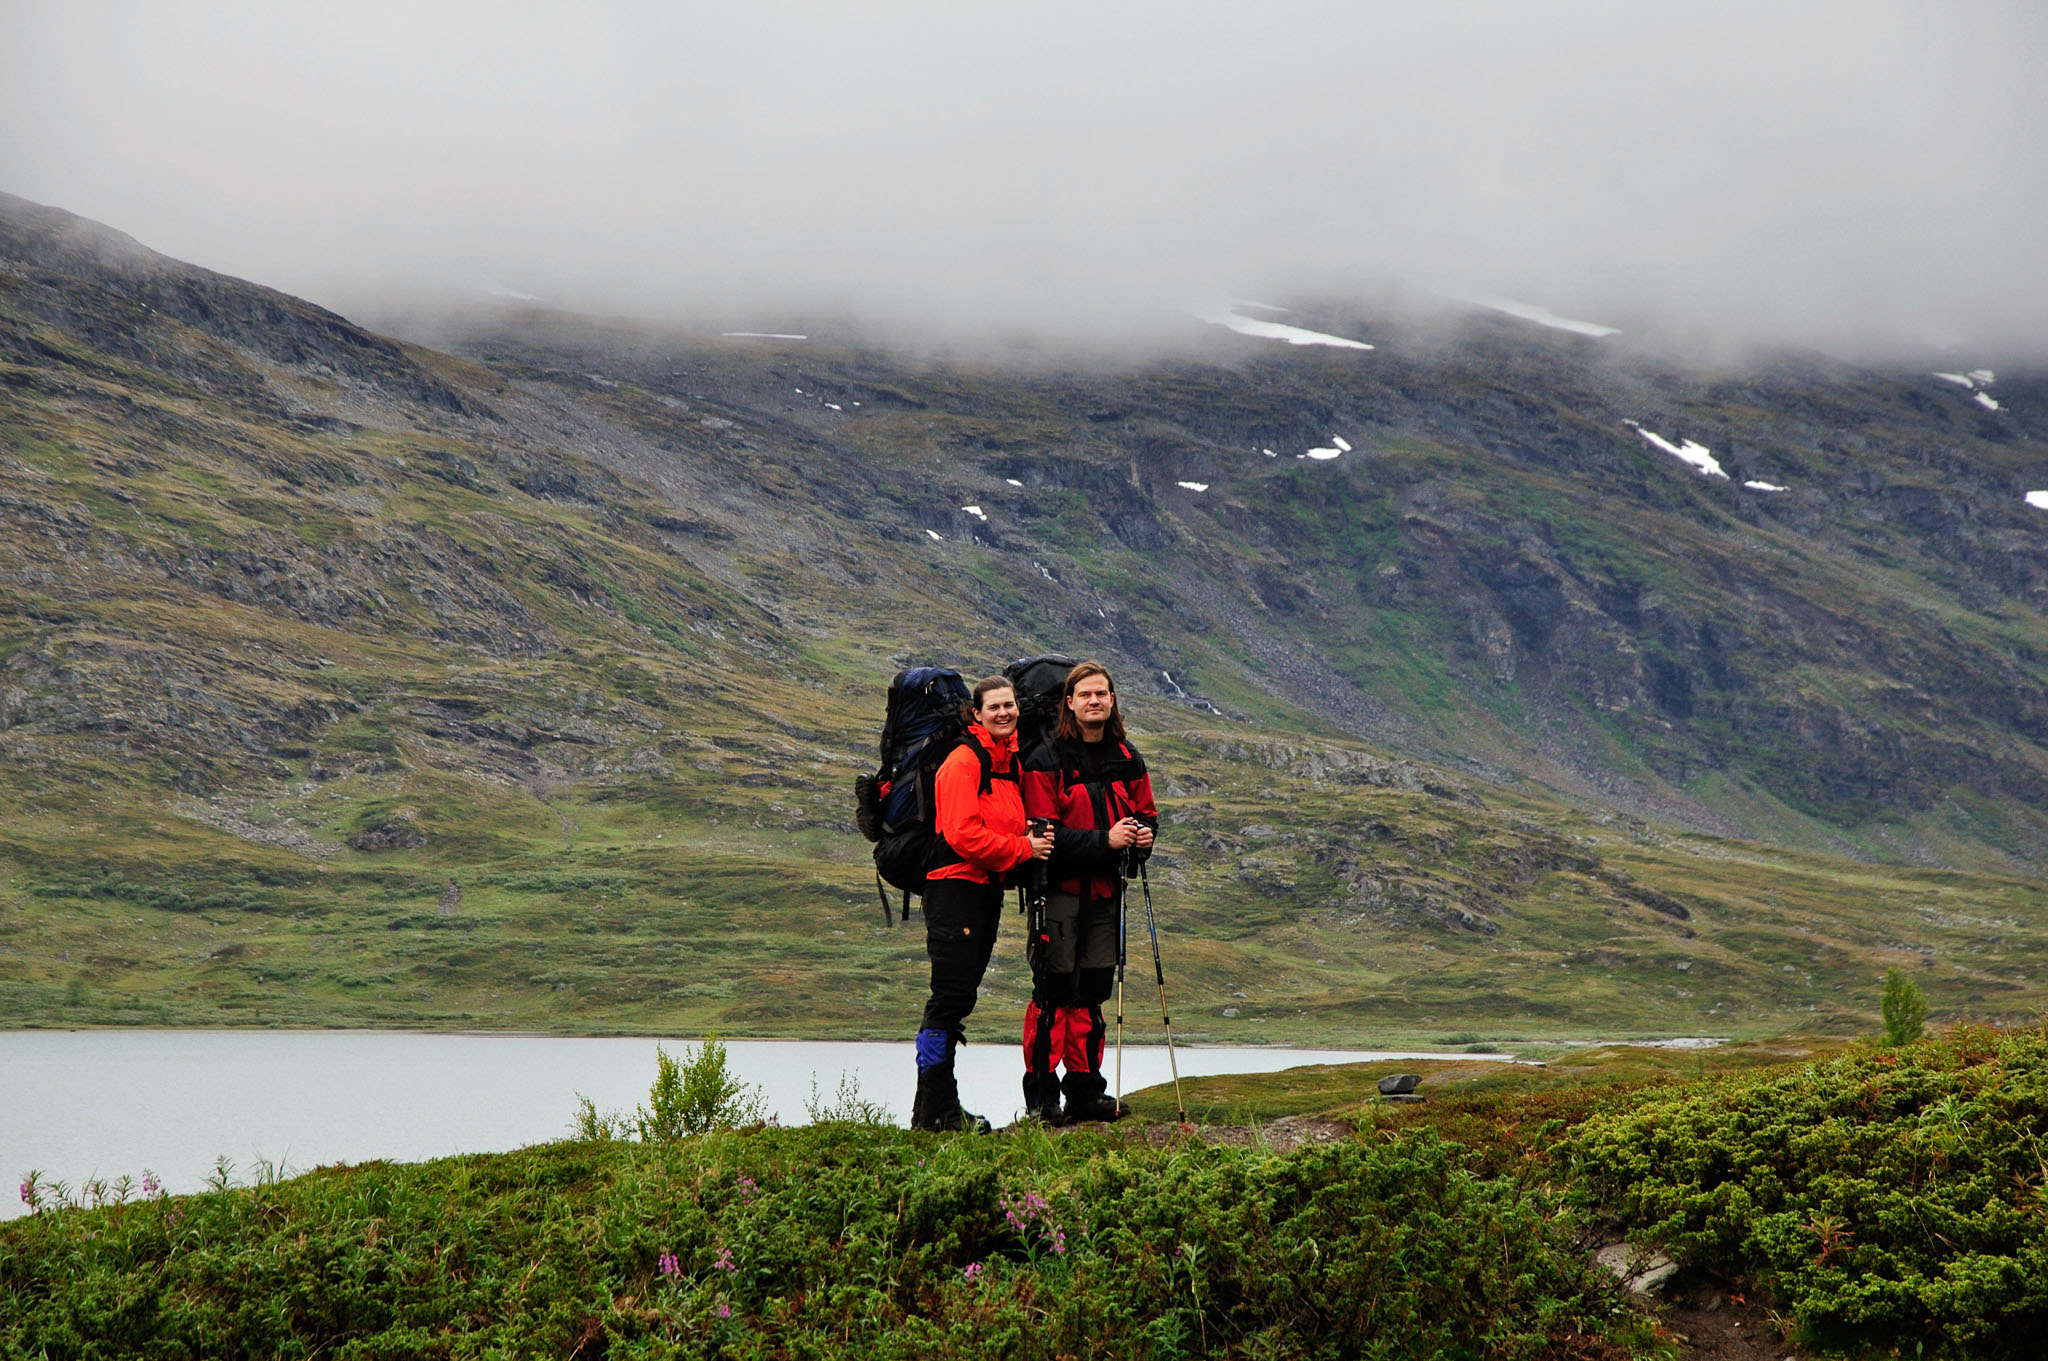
(3, 191, 2046, 1042)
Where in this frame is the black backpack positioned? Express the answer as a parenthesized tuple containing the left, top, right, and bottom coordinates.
(855, 666, 973, 922)
(1004, 653, 1079, 757)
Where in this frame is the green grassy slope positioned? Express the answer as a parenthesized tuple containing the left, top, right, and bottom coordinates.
(5, 194, 2048, 1042)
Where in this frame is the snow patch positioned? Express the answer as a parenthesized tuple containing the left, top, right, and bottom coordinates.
(1194, 304, 1373, 351)
(2026, 491, 2048, 511)
(1466, 293, 1621, 338)
(1034, 561, 1057, 582)
(1176, 481, 1210, 492)
(925, 529, 944, 541)
(1005, 478, 1024, 487)
(1625, 421, 1727, 479)
(1332, 436, 1353, 452)
(961, 505, 987, 521)
(1744, 481, 1788, 492)
(1970, 369, 1997, 384)
(1975, 391, 2002, 411)
(825, 403, 842, 411)
(1933, 372, 1976, 388)
(1305, 447, 1343, 460)
(1261, 448, 1278, 458)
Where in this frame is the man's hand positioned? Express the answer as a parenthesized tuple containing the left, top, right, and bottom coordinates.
(1028, 827, 1056, 860)
(1107, 817, 1154, 851)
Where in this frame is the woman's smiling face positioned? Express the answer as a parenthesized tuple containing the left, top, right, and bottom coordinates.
(975, 685, 1019, 738)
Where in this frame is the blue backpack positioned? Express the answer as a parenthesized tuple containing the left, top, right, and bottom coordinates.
(855, 666, 973, 921)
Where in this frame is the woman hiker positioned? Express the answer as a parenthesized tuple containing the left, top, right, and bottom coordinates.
(912, 675, 1055, 1132)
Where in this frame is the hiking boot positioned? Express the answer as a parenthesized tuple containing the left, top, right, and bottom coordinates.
(1059, 1070, 1123, 1122)
(1021, 1072, 1069, 1126)
(911, 1060, 991, 1133)
(933, 1105, 994, 1134)
(1064, 1093, 1130, 1123)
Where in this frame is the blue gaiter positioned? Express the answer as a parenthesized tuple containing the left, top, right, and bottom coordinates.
(915, 1027, 950, 1070)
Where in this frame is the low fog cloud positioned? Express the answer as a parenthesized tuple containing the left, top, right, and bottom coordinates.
(3, 0, 2045, 357)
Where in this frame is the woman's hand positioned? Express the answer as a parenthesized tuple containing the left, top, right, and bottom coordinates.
(1028, 827, 1055, 860)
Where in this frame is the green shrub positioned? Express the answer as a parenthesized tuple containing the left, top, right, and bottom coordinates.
(1570, 1027, 2048, 1359)
(2, 1126, 1636, 1359)
(804, 1070, 892, 1126)
(636, 1037, 766, 1140)
(570, 1094, 629, 1141)
(1883, 966, 1929, 1046)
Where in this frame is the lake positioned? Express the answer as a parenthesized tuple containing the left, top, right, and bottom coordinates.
(2, 1030, 1472, 1218)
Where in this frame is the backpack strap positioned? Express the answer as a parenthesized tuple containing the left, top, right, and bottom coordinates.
(968, 737, 1019, 796)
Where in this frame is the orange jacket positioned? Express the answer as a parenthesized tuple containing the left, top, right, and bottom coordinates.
(930, 723, 1033, 885)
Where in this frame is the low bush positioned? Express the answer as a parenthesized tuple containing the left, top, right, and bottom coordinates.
(1883, 968, 1929, 1046)
(2, 1126, 1633, 1359)
(637, 1038, 767, 1141)
(1569, 1026, 2048, 1359)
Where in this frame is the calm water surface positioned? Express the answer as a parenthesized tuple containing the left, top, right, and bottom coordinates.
(2, 1030, 1473, 1217)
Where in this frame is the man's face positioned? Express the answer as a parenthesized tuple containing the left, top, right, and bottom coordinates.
(977, 687, 1020, 739)
(1067, 675, 1115, 732)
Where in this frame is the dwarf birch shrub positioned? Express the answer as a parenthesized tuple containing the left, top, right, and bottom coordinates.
(1570, 1027, 2048, 1359)
(1883, 966, 1929, 1046)
(637, 1037, 766, 1140)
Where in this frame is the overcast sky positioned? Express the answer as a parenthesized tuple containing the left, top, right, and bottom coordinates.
(3, 1, 2045, 356)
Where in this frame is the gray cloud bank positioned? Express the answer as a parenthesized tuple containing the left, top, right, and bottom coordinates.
(4, 0, 2046, 358)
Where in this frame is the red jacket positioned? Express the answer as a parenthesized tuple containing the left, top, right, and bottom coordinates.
(930, 724, 1034, 885)
(1021, 735, 1157, 900)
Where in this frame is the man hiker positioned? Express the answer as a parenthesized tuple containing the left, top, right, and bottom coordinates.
(1019, 660, 1158, 1123)
(914, 676, 1054, 1132)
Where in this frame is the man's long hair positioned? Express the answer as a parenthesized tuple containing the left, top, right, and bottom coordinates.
(1055, 660, 1126, 742)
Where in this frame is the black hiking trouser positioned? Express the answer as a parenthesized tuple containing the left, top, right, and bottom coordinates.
(1024, 887, 1120, 1105)
(920, 877, 1003, 1040)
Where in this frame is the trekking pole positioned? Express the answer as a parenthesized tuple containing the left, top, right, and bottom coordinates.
(1115, 849, 1130, 1105)
(1026, 821, 1052, 946)
(1137, 859, 1187, 1123)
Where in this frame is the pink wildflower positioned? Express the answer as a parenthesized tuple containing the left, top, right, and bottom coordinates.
(714, 1246, 737, 1273)
(963, 1261, 985, 1284)
(657, 1251, 681, 1279)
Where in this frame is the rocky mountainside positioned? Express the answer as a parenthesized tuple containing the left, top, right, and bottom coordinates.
(393, 275, 2048, 866)
(4, 190, 2046, 1041)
